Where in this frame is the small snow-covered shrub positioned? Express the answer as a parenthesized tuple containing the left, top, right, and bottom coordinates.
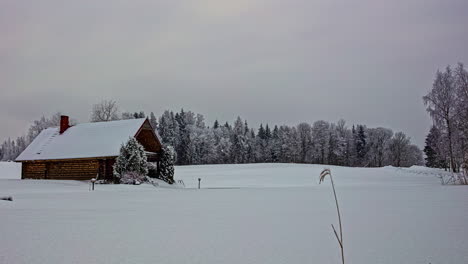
(113, 137, 148, 184)
(119, 171, 146, 185)
(438, 172, 468, 185)
(95, 179, 110, 184)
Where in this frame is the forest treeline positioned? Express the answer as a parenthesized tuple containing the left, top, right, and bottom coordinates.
(2, 63, 467, 173)
(1, 103, 423, 167)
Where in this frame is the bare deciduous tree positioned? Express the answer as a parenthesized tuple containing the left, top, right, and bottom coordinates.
(90, 100, 120, 122)
(297, 122, 312, 163)
(367, 127, 393, 167)
(388, 132, 410, 167)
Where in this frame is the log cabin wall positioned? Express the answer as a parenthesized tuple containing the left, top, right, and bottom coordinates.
(22, 159, 101, 180)
(22, 162, 46, 179)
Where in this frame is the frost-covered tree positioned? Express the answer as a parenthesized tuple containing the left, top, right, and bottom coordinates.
(195, 114, 205, 129)
(388, 132, 411, 167)
(0, 138, 14, 161)
(275, 125, 300, 163)
(402, 144, 424, 167)
(423, 67, 458, 172)
(121, 112, 137, 120)
(27, 113, 66, 142)
(113, 137, 148, 184)
(311, 120, 330, 164)
(189, 113, 215, 164)
(454, 63, 468, 174)
(216, 136, 232, 164)
(334, 119, 352, 166)
(191, 125, 216, 164)
(158, 110, 179, 149)
(230, 117, 247, 163)
(211, 123, 232, 164)
(297, 123, 312, 163)
(327, 123, 347, 165)
(270, 125, 281, 162)
(367, 127, 393, 167)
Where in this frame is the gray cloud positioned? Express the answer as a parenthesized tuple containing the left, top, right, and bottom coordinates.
(1, 0, 468, 146)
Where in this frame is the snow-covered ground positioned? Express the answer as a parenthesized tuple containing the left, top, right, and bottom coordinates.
(0, 161, 21, 180)
(1, 162, 467, 264)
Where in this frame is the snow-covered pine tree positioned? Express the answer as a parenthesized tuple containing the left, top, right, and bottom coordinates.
(158, 111, 179, 150)
(257, 124, 266, 140)
(254, 124, 268, 162)
(158, 145, 176, 184)
(244, 120, 250, 136)
(265, 124, 272, 140)
(230, 117, 247, 163)
(149, 112, 158, 129)
(355, 125, 367, 166)
(175, 110, 192, 165)
(270, 125, 281, 162)
(113, 137, 148, 184)
(245, 128, 256, 163)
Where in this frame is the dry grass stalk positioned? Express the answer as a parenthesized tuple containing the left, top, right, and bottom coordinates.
(319, 168, 344, 264)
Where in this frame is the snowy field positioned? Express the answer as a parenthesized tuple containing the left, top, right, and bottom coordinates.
(1, 162, 467, 264)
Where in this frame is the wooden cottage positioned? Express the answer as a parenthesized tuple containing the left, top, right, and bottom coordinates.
(15, 116, 162, 181)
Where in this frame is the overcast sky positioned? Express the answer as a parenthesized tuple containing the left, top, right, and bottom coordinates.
(1, 0, 468, 147)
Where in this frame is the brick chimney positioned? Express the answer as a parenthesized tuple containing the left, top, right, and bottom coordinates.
(60, 115, 70, 134)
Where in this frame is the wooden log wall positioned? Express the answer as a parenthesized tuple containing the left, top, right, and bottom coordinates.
(22, 160, 100, 180)
(22, 162, 46, 179)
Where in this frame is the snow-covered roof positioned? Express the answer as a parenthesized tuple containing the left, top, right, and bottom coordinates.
(16, 118, 151, 161)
